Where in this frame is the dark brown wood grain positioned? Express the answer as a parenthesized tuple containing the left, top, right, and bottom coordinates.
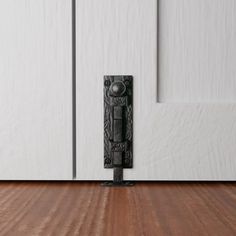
(0, 182, 235, 236)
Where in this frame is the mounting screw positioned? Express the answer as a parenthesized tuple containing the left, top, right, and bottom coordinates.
(125, 158, 130, 165)
(105, 158, 111, 165)
(124, 80, 130, 86)
(104, 80, 111, 87)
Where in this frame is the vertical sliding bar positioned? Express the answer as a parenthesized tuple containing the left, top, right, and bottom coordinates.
(113, 106, 124, 184)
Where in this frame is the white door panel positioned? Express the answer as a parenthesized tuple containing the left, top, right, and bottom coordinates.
(76, 0, 157, 180)
(0, 0, 72, 179)
(159, 0, 236, 103)
(76, 0, 236, 180)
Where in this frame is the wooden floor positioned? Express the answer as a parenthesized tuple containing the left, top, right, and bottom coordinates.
(0, 182, 235, 236)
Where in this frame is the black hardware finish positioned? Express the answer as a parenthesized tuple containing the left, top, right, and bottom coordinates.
(103, 75, 133, 186)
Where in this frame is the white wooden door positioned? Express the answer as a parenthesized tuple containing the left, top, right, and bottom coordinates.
(76, 0, 236, 180)
(0, 0, 72, 180)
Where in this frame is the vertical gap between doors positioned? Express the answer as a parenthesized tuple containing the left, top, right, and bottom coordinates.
(72, 0, 77, 179)
(156, 0, 160, 103)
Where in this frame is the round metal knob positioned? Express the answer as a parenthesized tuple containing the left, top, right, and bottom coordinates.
(110, 81, 126, 96)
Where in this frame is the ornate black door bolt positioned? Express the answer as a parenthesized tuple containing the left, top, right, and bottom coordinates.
(103, 75, 133, 186)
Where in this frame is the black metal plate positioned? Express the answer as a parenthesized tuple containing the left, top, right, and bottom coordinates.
(104, 75, 133, 169)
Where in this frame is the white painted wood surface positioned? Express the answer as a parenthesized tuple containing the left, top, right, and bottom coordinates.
(0, 0, 72, 180)
(159, 0, 236, 102)
(76, 0, 236, 180)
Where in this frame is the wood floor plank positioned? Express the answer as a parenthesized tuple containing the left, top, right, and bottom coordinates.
(0, 182, 235, 236)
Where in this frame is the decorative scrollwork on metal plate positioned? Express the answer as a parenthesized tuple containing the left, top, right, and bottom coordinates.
(104, 75, 133, 169)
